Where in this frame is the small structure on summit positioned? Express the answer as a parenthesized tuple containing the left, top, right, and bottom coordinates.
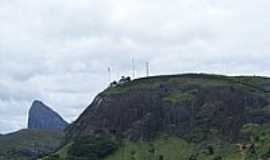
(110, 76, 131, 87)
(119, 76, 131, 85)
(110, 81, 118, 87)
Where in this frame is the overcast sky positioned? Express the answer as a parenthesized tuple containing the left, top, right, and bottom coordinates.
(1, 0, 270, 134)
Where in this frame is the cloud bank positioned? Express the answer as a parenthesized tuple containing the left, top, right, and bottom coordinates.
(0, 0, 270, 133)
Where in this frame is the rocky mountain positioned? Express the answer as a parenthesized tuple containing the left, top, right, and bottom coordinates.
(39, 74, 270, 160)
(28, 100, 68, 131)
(47, 74, 270, 160)
(0, 129, 64, 160)
(67, 74, 270, 141)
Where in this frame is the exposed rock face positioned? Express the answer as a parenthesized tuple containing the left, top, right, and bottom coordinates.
(66, 74, 270, 141)
(28, 100, 68, 131)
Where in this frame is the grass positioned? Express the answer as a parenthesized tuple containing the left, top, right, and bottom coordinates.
(230, 76, 270, 86)
(0, 129, 64, 150)
(163, 91, 194, 105)
(41, 143, 71, 159)
(42, 130, 270, 160)
(104, 135, 246, 160)
(104, 136, 195, 160)
(56, 143, 71, 158)
(103, 73, 270, 96)
(264, 91, 270, 96)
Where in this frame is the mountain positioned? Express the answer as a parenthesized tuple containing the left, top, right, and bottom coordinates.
(47, 74, 270, 160)
(67, 74, 270, 140)
(28, 100, 68, 131)
(0, 129, 64, 160)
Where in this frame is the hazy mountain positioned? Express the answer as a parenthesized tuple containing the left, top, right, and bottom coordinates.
(28, 100, 68, 131)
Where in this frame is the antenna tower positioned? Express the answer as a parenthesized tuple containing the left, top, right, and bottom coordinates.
(107, 67, 111, 82)
(132, 58, 135, 78)
(146, 62, 150, 77)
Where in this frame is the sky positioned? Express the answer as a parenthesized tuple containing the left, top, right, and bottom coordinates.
(1, 0, 270, 134)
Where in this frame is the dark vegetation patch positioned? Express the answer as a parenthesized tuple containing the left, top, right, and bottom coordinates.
(66, 136, 118, 160)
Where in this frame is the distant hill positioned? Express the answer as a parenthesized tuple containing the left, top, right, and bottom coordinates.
(0, 129, 64, 160)
(28, 100, 68, 131)
(41, 74, 270, 160)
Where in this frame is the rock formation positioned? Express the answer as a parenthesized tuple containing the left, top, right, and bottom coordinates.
(28, 100, 68, 131)
(66, 74, 270, 141)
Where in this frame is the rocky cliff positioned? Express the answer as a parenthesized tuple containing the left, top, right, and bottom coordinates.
(66, 74, 270, 141)
(28, 100, 68, 131)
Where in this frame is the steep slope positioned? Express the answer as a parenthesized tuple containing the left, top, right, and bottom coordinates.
(28, 100, 68, 131)
(0, 129, 64, 160)
(67, 74, 270, 141)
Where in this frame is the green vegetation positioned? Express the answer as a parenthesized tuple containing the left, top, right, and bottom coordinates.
(42, 144, 71, 160)
(104, 135, 246, 160)
(104, 74, 231, 95)
(104, 74, 270, 96)
(46, 135, 249, 160)
(240, 123, 270, 159)
(231, 76, 270, 87)
(163, 91, 194, 105)
(104, 136, 195, 160)
(43, 154, 64, 160)
(43, 123, 270, 160)
(104, 79, 162, 95)
(0, 129, 64, 160)
(66, 136, 118, 160)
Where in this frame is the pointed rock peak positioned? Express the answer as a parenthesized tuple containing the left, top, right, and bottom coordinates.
(32, 100, 44, 105)
(30, 100, 53, 112)
(31, 100, 47, 109)
(28, 100, 68, 131)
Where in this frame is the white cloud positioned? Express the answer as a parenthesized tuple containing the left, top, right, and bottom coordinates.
(1, 0, 270, 133)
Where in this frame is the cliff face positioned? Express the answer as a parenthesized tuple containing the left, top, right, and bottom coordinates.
(66, 74, 270, 141)
(28, 100, 68, 131)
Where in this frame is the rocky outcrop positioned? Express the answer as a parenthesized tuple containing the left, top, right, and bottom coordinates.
(28, 100, 68, 131)
(66, 74, 270, 141)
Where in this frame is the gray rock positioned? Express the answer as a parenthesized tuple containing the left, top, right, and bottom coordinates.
(28, 100, 68, 131)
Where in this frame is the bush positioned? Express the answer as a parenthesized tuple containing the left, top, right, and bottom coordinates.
(67, 136, 118, 159)
(207, 145, 214, 155)
(44, 154, 63, 160)
(213, 156, 222, 160)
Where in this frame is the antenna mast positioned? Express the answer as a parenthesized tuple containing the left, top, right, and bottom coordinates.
(107, 67, 111, 82)
(146, 62, 150, 77)
(132, 58, 135, 79)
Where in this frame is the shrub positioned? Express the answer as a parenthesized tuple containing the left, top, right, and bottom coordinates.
(67, 136, 118, 159)
(213, 156, 222, 160)
(44, 154, 62, 160)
